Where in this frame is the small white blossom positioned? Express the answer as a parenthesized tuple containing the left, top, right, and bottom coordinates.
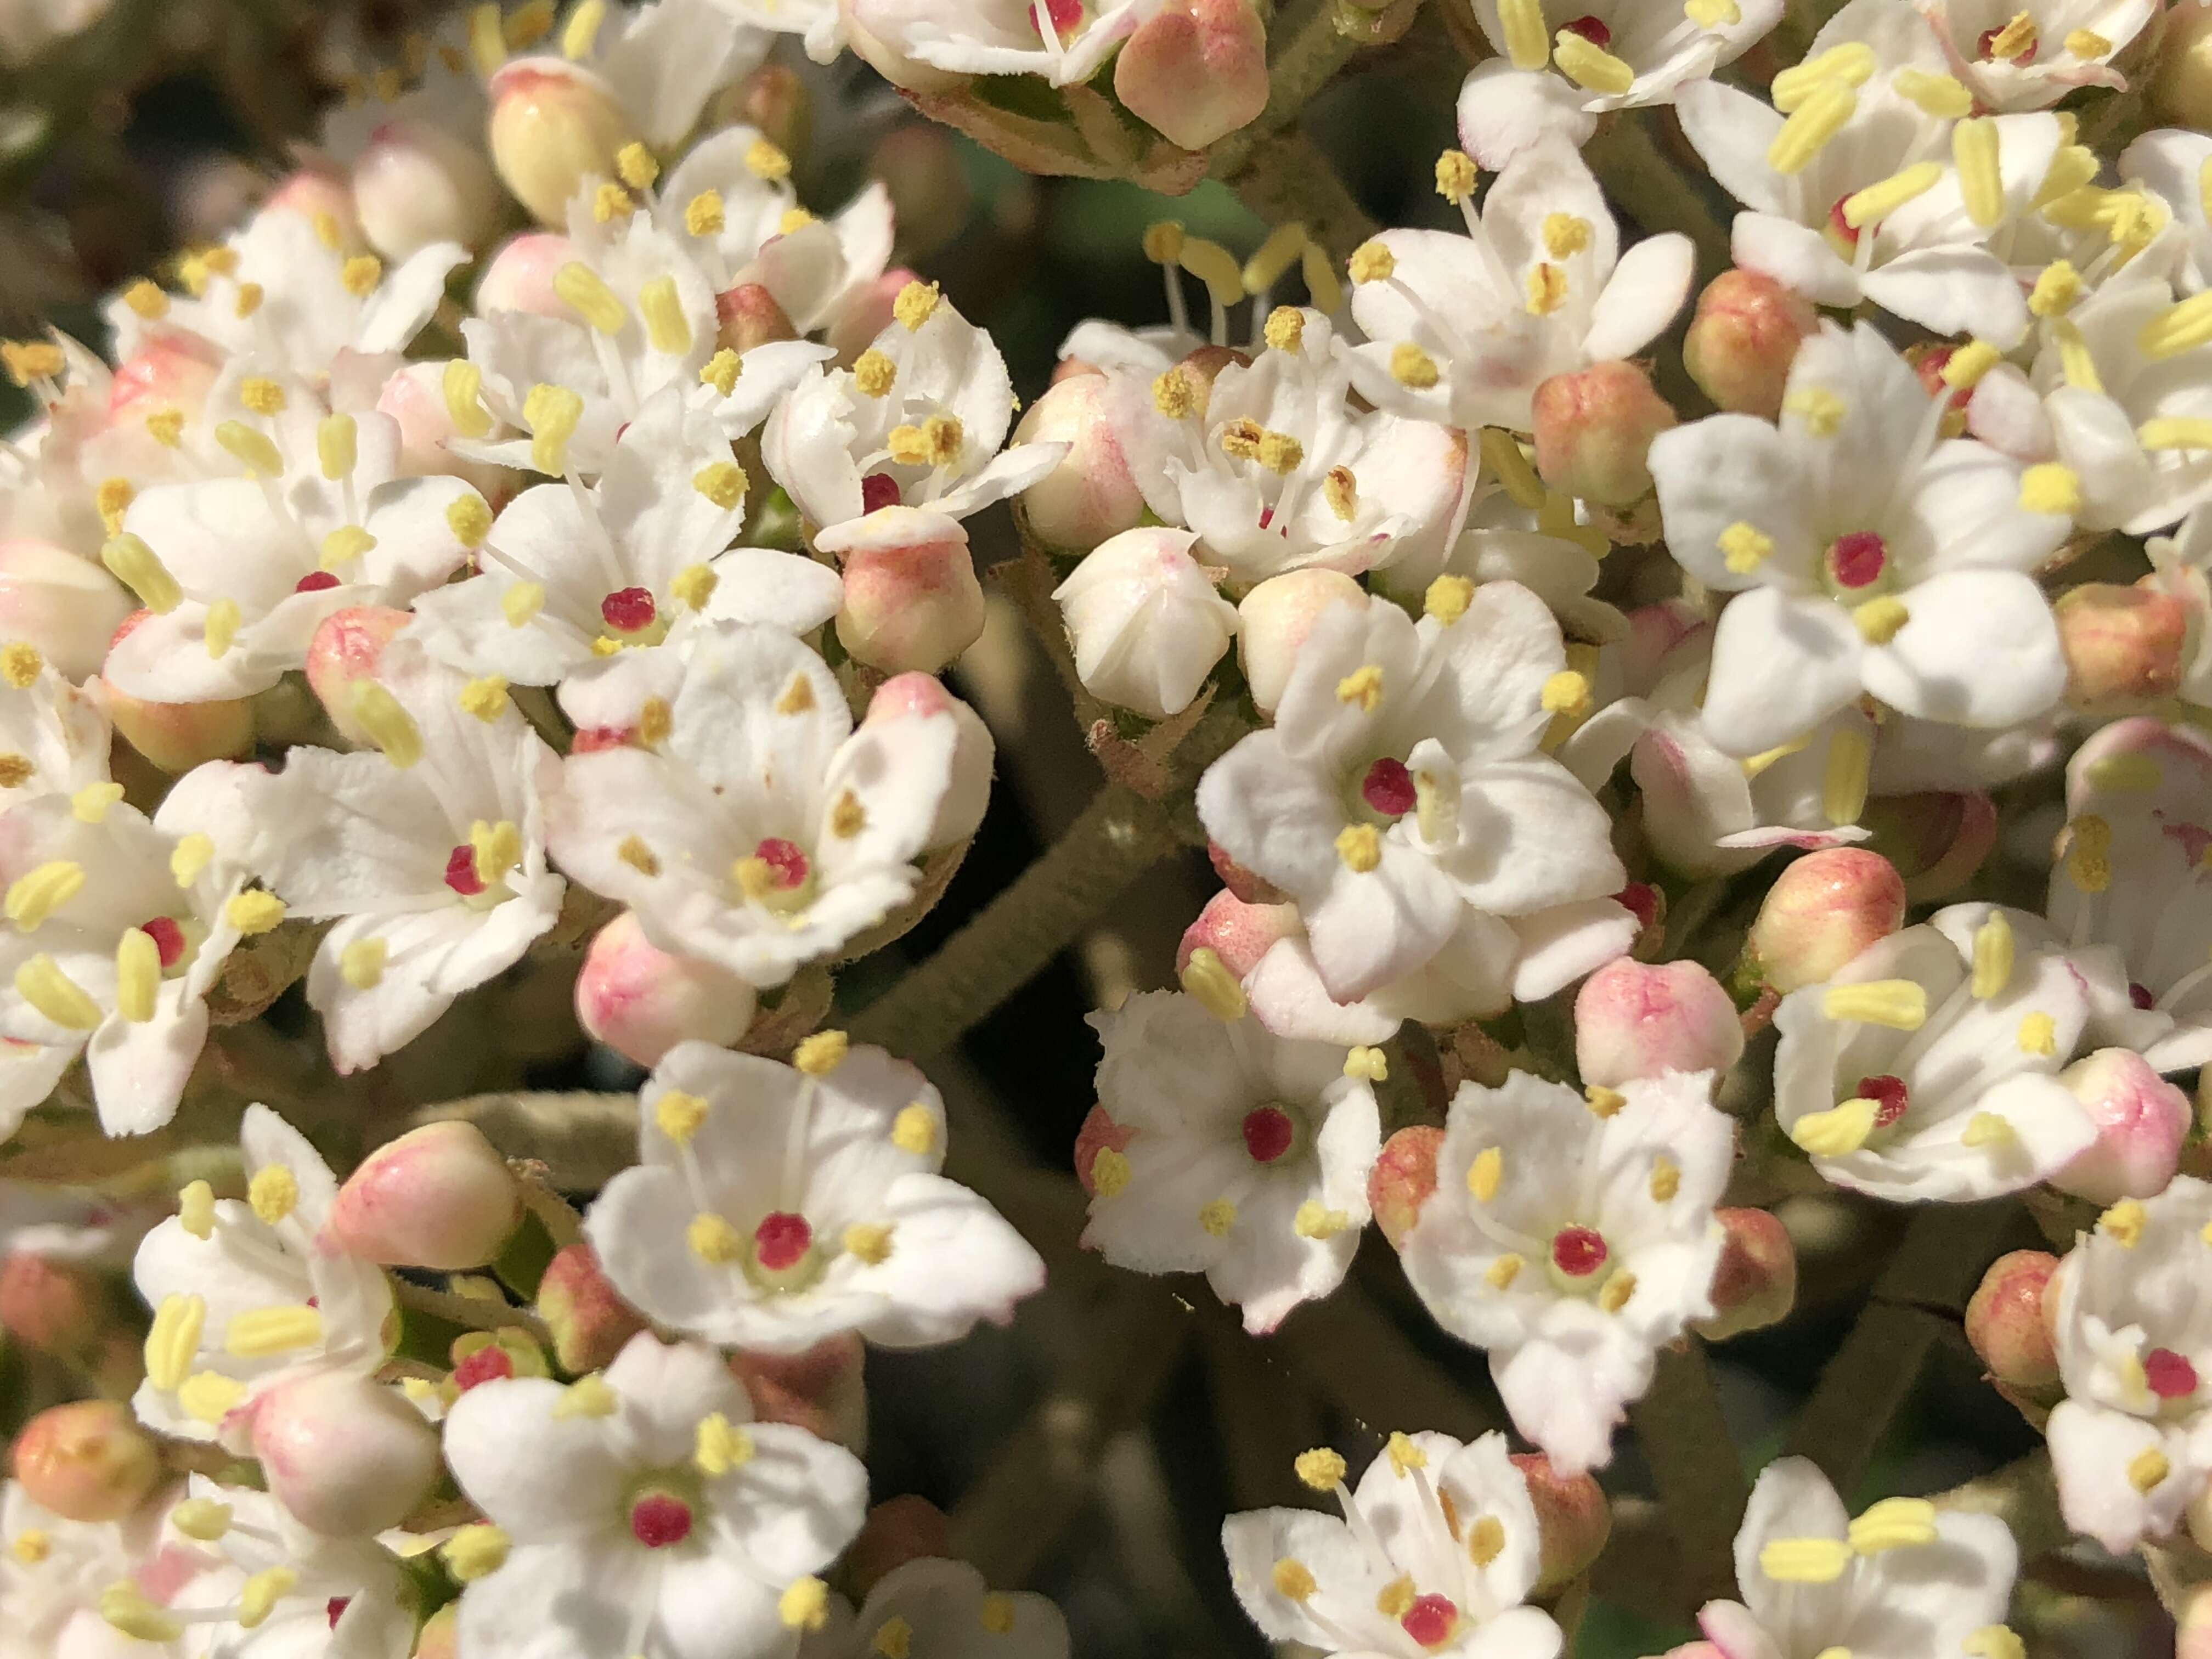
(1052, 527, 1239, 720)
(801, 1559, 1068, 1659)
(1923, 0, 2156, 112)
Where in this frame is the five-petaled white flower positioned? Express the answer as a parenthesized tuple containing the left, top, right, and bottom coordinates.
(1922, 0, 2156, 112)
(800, 1558, 1068, 1659)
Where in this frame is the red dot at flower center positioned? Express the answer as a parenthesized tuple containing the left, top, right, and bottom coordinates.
(2131, 981, 2158, 1010)
(326, 1598, 351, 1630)
(861, 471, 903, 514)
(1827, 196, 1861, 248)
(1828, 532, 1888, 589)
(753, 838, 810, 889)
(2146, 1347, 2199, 1399)
(1859, 1074, 1910, 1128)
(1362, 757, 1417, 818)
(140, 916, 186, 968)
(1977, 24, 2036, 62)
(628, 1493, 694, 1549)
(1242, 1106, 1295, 1164)
(754, 1211, 813, 1272)
(1400, 1593, 1460, 1649)
(1615, 883, 1659, 931)
(1029, 0, 1084, 36)
(1551, 1226, 1608, 1278)
(295, 571, 342, 593)
(600, 587, 657, 633)
(444, 844, 486, 896)
(1560, 14, 1611, 46)
(452, 1346, 514, 1391)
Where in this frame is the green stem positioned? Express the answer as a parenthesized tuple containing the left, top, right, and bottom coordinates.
(1627, 1339, 1748, 1609)
(1210, 0, 1419, 178)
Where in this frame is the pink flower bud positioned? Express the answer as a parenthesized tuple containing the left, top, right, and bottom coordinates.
(304, 606, 414, 744)
(2050, 1048, 2191, 1204)
(1177, 888, 1301, 980)
(1074, 1104, 1133, 1195)
(536, 1242, 649, 1374)
(1014, 374, 1147, 554)
(1207, 840, 1287, 905)
(822, 508, 985, 674)
(1683, 269, 1818, 420)
(0, 539, 134, 681)
(1370, 1125, 1443, 1250)
(1856, 791, 1996, 901)
(351, 119, 504, 259)
(476, 232, 578, 317)
(1531, 360, 1677, 507)
(1574, 957, 1744, 1087)
(1508, 1452, 1611, 1594)
(1053, 527, 1238, 720)
(732, 1333, 866, 1452)
(249, 1371, 441, 1536)
(1695, 1208, 1797, 1341)
(864, 674, 995, 849)
(575, 910, 758, 1068)
(715, 283, 800, 354)
(486, 59, 641, 227)
(11, 1402, 161, 1523)
(1237, 569, 1367, 718)
(2055, 583, 2188, 712)
(1113, 0, 1269, 150)
(2153, 0, 2212, 126)
(326, 1121, 522, 1270)
(101, 611, 254, 772)
(1617, 601, 1707, 697)
(845, 1496, 952, 1595)
(374, 364, 517, 500)
(868, 125, 972, 261)
(106, 334, 223, 432)
(1964, 1249, 2060, 1392)
(414, 1605, 460, 1659)
(0, 1250, 101, 1356)
(1738, 848, 1908, 995)
(261, 167, 365, 251)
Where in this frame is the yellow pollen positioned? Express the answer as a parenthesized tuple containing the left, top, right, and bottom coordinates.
(874, 1620, 914, 1659)
(144, 408, 184, 448)
(1542, 213, 1594, 260)
(888, 425, 930, 467)
(1345, 1045, 1388, 1081)
(653, 1090, 710, 1146)
(778, 207, 814, 235)
(1272, 1559, 1318, 1601)
(0, 341, 63, 386)
(1785, 387, 1847, 436)
(442, 1523, 510, 1583)
(455, 675, 511, 725)
(1967, 912, 2014, 1000)
(743, 136, 792, 181)
(1425, 573, 1474, 624)
(15, 955, 100, 1030)
(1257, 431, 1304, 473)
(2016, 1010, 2056, 1056)
(892, 1103, 939, 1155)
(103, 532, 182, 613)
(1848, 1497, 1938, 1554)
(2100, 1198, 2146, 1246)
(2027, 261, 2083, 318)
(2066, 28, 2111, 58)
(1649, 1158, 1680, 1203)
(689, 1212, 746, 1264)
(552, 1373, 618, 1419)
(2035, 146, 2101, 210)
(1295, 1202, 1351, 1239)
(685, 190, 726, 237)
(2018, 462, 2081, 516)
(178, 1180, 215, 1240)
(1295, 1447, 1347, 1491)
(1760, 1537, 1853, 1582)
(1963, 1627, 2027, 1659)
(780, 1579, 831, 1632)
(1335, 823, 1381, 872)
(843, 1222, 893, 1265)
(1842, 163, 1943, 229)
(1322, 465, 1358, 521)
(340, 938, 387, 990)
(1435, 149, 1479, 201)
(1091, 1148, 1132, 1199)
(555, 263, 629, 336)
(2140, 416, 2212, 452)
(239, 376, 285, 416)
(1823, 728, 1871, 825)
(1553, 30, 1633, 94)
(100, 1585, 185, 1645)
(1586, 1085, 1626, 1117)
(1718, 521, 1773, 574)
(596, 183, 634, 223)
(772, 673, 816, 718)
(1241, 223, 1308, 295)
(616, 836, 661, 877)
(321, 525, 377, 569)
(1336, 663, 1384, 710)
(980, 1596, 1016, 1636)
(144, 1293, 206, 1390)
(341, 255, 382, 297)
(1142, 221, 1186, 264)
(2131, 290, 2212, 361)
(171, 833, 213, 889)
(122, 279, 168, 319)
(851, 349, 898, 399)
(1375, 1576, 1416, 1620)
(248, 1163, 299, 1224)
(237, 1566, 298, 1629)
(1387, 341, 1440, 390)
(502, 583, 546, 629)
(661, 563, 716, 614)
(446, 492, 492, 550)
(1487, 1253, 1523, 1289)
(1466, 1145, 1503, 1202)
(95, 477, 133, 537)
(894, 281, 942, 331)
(1199, 1199, 1237, 1237)
(1598, 1270, 1638, 1312)
(225, 890, 287, 936)
(1541, 670, 1591, 715)
(1987, 10, 2036, 59)
(1525, 263, 1568, 315)
(1772, 42, 1876, 109)
(224, 1304, 323, 1358)
(1152, 367, 1198, 419)
(638, 276, 691, 355)
(1469, 1514, 1508, 1565)
(1960, 1111, 2015, 1148)
(700, 349, 742, 397)
(1180, 946, 1248, 1022)
(1, 647, 41, 691)
(1848, 597, 1907, 646)
(1177, 236, 1244, 308)
(1791, 1097, 1880, 1158)
(170, 1498, 232, 1541)
(695, 1412, 754, 1475)
(522, 383, 585, 476)
(615, 141, 658, 191)
(1822, 980, 1927, 1029)
(794, 1029, 849, 1075)
(2064, 812, 2112, 892)
(6, 860, 84, 930)
(115, 928, 159, 1023)
(1498, 0, 1549, 67)
(1768, 82, 1857, 174)
(923, 413, 964, 465)
(1350, 240, 1397, 284)
(2129, 1447, 2170, 1492)
(693, 460, 748, 510)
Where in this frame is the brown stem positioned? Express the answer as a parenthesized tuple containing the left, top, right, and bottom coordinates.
(1627, 1339, 1748, 1607)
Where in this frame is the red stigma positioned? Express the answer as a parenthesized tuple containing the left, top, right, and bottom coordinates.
(628, 1493, 694, 1549)
(1242, 1106, 1295, 1164)
(326, 1598, 351, 1629)
(754, 1211, 812, 1272)
(1361, 758, 1417, 818)
(753, 838, 809, 889)
(1858, 1074, 1909, 1127)
(1615, 882, 1660, 930)
(2131, 981, 2157, 1010)
(1551, 1226, 1608, 1278)
(2147, 1347, 2199, 1399)
(600, 587, 657, 633)
(1029, 0, 1084, 35)
(452, 1346, 514, 1391)
(140, 916, 186, 968)
(295, 571, 342, 592)
(1827, 196, 1861, 248)
(1560, 14, 1610, 46)
(1828, 531, 1887, 590)
(444, 844, 486, 897)
(1400, 1594, 1460, 1649)
(860, 472, 903, 514)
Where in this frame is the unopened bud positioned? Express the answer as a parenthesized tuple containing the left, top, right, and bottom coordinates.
(11, 1401, 161, 1522)
(575, 910, 758, 1068)
(352, 120, 504, 259)
(1053, 526, 1238, 720)
(1531, 360, 1676, 507)
(1574, 957, 1744, 1087)
(2055, 583, 2188, 712)
(845, 1496, 952, 1595)
(106, 334, 223, 432)
(715, 283, 799, 354)
(535, 1242, 648, 1373)
(1695, 1207, 1797, 1341)
(476, 232, 580, 317)
(868, 126, 971, 261)
(1737, 848, 1907, 996)
(486, 60, 641, 226)
(326, 1121, 521, 1269)
(863, 675, 994, 850)
(723, 63, 810, 157)
(2050, 1048, 2191, 1204)
(0, 1250, 102, 1356)
(250, 1371, 441, 1535)
(1369, 1125, 1443, 1250)
(1178, 888, 1301, 981)
(1683, 269, 1819, 419)
(262, 168, 365, 251)
(822, 509, 985, 674)
(1113, 0, 1269, 150)
(1965, 1249, 2060, 1392)
(1855, 791, 1996, 901)
(1508, 1452, 1611, 1594)
(2152, 0, 2212, 126)
(374, 365, 515, 500)
(731, 1333, 866, 1452)
(1237, 569, 1366, 718)
(102, 611, 255, 772)
(1074, 1104, 1133, 1195)
(304, 607, 415, 743)
(1013, 375, 1147, 553)
(0, 539, 134, 681)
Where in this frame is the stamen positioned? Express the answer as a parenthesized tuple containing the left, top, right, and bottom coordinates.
(1821, 980, 1927, 1028)
(1180, 946, 1246, 1020)
(101, 533, 182, 612)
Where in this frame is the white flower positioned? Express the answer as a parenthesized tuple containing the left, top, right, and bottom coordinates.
(2121, 128, 2212, 297)
(543, 622, 964, 988)
(412, 388, 840, 687)
(1923, 0, 2156, 111)
(445, 1332, 868, 1659)
(1341, 138, 1693, 434)
(1220, 1430, 1561, 1659)
(715, 0, 843, 63)
(0, 1481, 162, 1659)
(761, 285, 1063, 541)
(587, 1039, 1044, 1352)
(192, 638, 566, 1074)
(500, 0, 769, 156)
(1771, 903, 2104, 1201)
(100, 391, 478, 703)
(0, 656, 112, 804)
(2045, 1177, 2212, 1554)
(844, 0, 1160, 86)
(1395, 489, 1622, 632)
(1401, 1070, 1731, 1473)
(1080, 991, 1379, 1334)
(1052, 527, 1239, 720)
(1649, 322, 2071, 757)
(1197, 582, 1623, 1003)
(2149, 504, 2212, 712)
(1697, 1456, 2017, 1659)
(130, 1105, 393, 1448)
(801, 1559, 1068, 1659)
(1675, 0, 2061, 346)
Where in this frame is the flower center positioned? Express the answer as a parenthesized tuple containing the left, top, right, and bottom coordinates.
(295, 571, 342, 593)
(1029, 0, 1085, 36)
(628, 1492, 694, 1549)
(452, 1346, 514, 1390)
(1826, 532, 1887, 591)
(1560, 14, 1610, 46)
(1361, 758, 1417, 819)
(1977, 23, 2036, 62)
(1242, 1106, 1295, 1164)
(1826, 195, 1860, 251)
(600, 587, 657, 634)
(2130, 981, 2157, 1010)
(1550, 1226, 1608, 1279)
(753, 1211, 813, 1273)
(861, 471, 903, 514)
(140, 916, 187, 969)
(1400, 1593, 1460, 1649)
(2146, 1347, 2199, 1400)
(444, 844, 486, 897)
(1859, 1073, 1909, 1128)
(1615, 883, 1660, 930)
(326, 1598, 350, 1630)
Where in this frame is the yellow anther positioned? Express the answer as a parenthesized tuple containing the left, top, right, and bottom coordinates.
(237, 1565, 298, 1629)
(469, 3, 508, 70)
(1759, 1537, 1854, 1583)
(1375, 1576, 1417, 1619)
(1178, 236, 1245, 308)
(611, 141, 656, 192)
(922, 413, 965, 465)
(225, 891, 287, 937)
(1790, 1097, 1880, 1157)
(1466, 1145, 1503, 1202)
(1586, 1085, 1627, 1117)
(168, 1366, 236, 1423)
(1256, 430, 1304, 474)
(501, 582, 546, 628)
(845, 350, 898, 402)
(551, 1373, 618, 1419)
(2062, 27, 2110, 59)
(2018, 462, 2080, 517)
(692, 460, 748, 511)
(467, 819, 522, 888)
(1322, 465, 1359, 521)
(793, 1029, 849, 1076)
(2100, 1198, 2146, 1245)
(349, 681, 424, 770)
(1091, 1147, 1132, 1198)
(1295, 1202, 1351, 1239)
(843, 1221, 893, 1264)
(1498, 0, 1549, 67)
(554, 263, 628, 337)
(6, 860, 84, 931)
(2025, 261, 2083, 319)
(239, 376, 286, 417)
(1822, 727, 1871, 825)
(216, 419, 283, 478)
(1934, 343, 1999, 396)
(522, 383, 585, 476)
(697, 349, 742, 400)
(1468, 1513, 1509, 1565)
(438, 496, 490, 559)
(2034, 146, 2101, 210)
(320, 525, 377, 571)
(1199, 1199, 1237, 1237)
(1264, 306, 1307, 355)
(1541, 670, 1591, 716)
(981, 1598, 1018, 1637)
(1821, 980, 1927, 1029)
(629, 275, 690, 356)
(1598, 1270, 1638, 1312)
(1772, 42, 1876, 109)
(1336, 663, 1384, 710)
(1424, 573, 1474, 624)
(1987, 10, 2036, 59)
(1842, 163, 1943, 230)
(1960, 1111, 2015, 1148)
(1142, 221, 1186, 264)
(94, 477, 133, 537)
(1242, 223, 1309, 295)
(178, 1178, 216, 1240)
(1349, 240, 1397, 284)
(688, 1212, 746, 1263)
(1295, 1447, 1347, 1491)
(1554, 30, 1634, 94)
(103, 532, 182, 613)
(1486, 1252, 1525, 1289)
(170, 833, 214, 890)
(0, 644, 37, 690)
(651, 1091, 710, 1148)
(1389, 341, 1441, 388)
(2129, 1447, 2170, 1492)
(224, 1304, 323, 1358)
(778, 207, 815, 235)
(616, 835, 661, 877)
(341, 255, 382, 297)
(100, 1584, 185, 1644)
(2047, 319, 2102, 394)
(339, 938, 386, 990)
(894, 281, 942, 331)
(170, 1498, 232, 1541)
(1436, 149, 1480, 202)
(442, 1523, 510, 1583)
(1784, 387, 1847, 437)
(1963, 1627, 2027, 1659)
(115, 928, 160, 1024)
(1179, 946, 1248, 1022)
(1848, 1497, 1938, 1554)
(144, 408, 184, 448)
(1525, 263, 1568, 315)
(891, 1102, 939, 1156)
(1713, 520, 1773, 574)
(246, 1164, 298, 1228)
(1272, 1559, 1318, 1601)
(695, 1411, 754, 1475)
(65, 781, 114, 820)
(145, 1293, 206, 1391)
(1768, 82, 1857, 174)
(887, 424, 931, 467)
(234, 282, 266, 319)
(2141, 416, 2212, 454)
(596, 184, 636, 223)
(1345, 1045, 1388, 1081)
(780, 1579, 831, 1632)
(1649, 1158, 1680, 1203)
(1951, 118, 2005, 229)
(1852, 597, 1910, 645)
(1961, 912, 2016, 1002)
(15, 954, 100, 1030)
(2015, 1011, 2057, 1056)
(1335, 824, 1381, 872)
(122, 279, 168, 319)
(0, 341, 63, 386)
(561, 0, 606, 56)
